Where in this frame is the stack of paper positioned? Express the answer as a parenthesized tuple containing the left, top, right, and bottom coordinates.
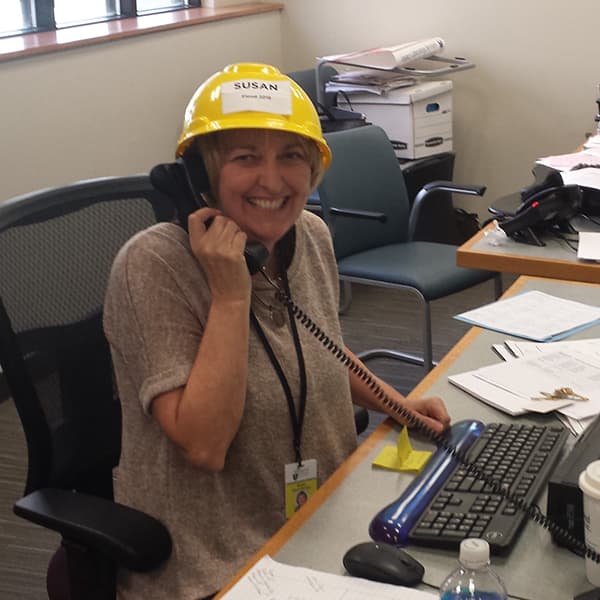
(577, 231, 600, 261)
(451, 292, 600, 426)
(455, 290, 600, 342)
(449, 347, 600, 419)
(322, 38, 445, 71)
(326, 70, 417, 96)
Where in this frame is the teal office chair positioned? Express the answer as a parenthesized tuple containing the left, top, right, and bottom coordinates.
(0, 176, 175, 600)
(319, 125, 502, 372)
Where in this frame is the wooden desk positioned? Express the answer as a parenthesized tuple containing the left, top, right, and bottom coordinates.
(216, 276, 600, 600)
(457, 222, 600, 284)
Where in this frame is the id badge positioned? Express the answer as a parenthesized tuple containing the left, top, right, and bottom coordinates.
(284, 458, 317, 519)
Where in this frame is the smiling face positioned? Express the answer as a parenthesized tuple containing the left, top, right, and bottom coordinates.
(212, 129, 314, 253)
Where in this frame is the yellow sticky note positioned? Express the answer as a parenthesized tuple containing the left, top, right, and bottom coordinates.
(372, 426, 431, 473)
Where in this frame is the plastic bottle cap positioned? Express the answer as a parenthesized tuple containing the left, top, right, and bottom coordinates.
(459, 538, 490, 568)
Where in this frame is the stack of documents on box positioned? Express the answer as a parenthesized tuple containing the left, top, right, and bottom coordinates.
(326, 70, 417, 96)
(455, 290, 600, 342)
(321, 37, 445, 71)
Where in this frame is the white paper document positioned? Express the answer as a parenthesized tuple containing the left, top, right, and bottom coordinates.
(448, 370, 572, 416)
(449, 348, 600, 419)
(220, 555, 437, 600)
(321, 38, 445, 70)
(578, 231, 600, 261)
(536, 149, 600, 171)
(561, 166, 600, 191)
(500, 338, 600, 360)
(455, 291, 600, 341)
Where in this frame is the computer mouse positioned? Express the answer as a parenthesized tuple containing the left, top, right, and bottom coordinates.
(342, 541, 424, 587)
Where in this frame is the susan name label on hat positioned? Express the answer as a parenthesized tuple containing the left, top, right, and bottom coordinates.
(222, 80, 292, 115)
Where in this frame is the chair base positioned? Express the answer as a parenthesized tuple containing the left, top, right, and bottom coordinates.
(357, 348, 438, 370)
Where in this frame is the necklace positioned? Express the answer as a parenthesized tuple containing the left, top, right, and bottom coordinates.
(252, 285, 286, 327)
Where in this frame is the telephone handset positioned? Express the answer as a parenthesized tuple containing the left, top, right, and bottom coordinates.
(497, 168, 582, 245)
(149, 153, 269, 274)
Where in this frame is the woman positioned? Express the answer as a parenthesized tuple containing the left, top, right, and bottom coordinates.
(103, 63, 450, 600)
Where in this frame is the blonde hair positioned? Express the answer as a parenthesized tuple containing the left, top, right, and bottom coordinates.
(192, 130, 326, 207)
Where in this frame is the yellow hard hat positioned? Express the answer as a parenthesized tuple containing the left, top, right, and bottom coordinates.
(176, 63, 331, 169)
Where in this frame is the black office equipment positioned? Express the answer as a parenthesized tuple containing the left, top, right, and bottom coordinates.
(343, 541, 424, 587)
(369, 421, 568, 554)
(547, 413, 600, 551)
(489, 164, 600, 246)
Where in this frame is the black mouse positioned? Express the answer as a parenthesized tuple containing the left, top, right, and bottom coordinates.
(343, 541, 424, 587)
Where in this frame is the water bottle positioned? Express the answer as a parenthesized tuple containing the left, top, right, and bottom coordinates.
(439, 538, 507, 600)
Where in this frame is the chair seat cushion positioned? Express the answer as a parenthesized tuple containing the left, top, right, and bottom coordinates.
(337, 241, 495, 301)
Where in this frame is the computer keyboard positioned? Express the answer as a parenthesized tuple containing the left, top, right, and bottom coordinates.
(369, 420, 568, 555)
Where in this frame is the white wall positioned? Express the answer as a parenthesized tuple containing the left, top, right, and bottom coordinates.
(279, 0, 599, 214)
(3, 2, 599, 214)
(0, 12, 282, 201)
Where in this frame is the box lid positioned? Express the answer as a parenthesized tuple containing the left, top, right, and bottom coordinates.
(340, 79, 452, 105)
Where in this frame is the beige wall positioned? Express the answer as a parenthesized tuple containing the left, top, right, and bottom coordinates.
(2, 2, 599, 214)
(0, 12, 282, 201)
(279, 0, 599, 214)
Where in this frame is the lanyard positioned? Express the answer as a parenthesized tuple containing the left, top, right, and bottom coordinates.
(249, 273, 307, 465)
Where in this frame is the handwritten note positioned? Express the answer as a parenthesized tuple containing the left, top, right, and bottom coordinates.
(220, 555, 437, 600)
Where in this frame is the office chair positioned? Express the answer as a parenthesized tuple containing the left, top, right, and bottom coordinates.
(318, 125, 502, 372)
(0, 176, 175, 600)
(287, 65, 338, 114)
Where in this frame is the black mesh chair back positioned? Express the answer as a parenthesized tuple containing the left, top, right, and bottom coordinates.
(0, 175, 175, 599)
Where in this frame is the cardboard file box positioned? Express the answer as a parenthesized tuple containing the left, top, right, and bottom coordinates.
(338, 80, 453, 159)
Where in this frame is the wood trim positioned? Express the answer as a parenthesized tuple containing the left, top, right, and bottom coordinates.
(457, 222, 600, 284)
(0, 3, 283, 63)
(215, 275, 544, 598)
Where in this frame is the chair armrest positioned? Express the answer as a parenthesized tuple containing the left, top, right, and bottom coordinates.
(408, 180, 486, 241)
(14, 488, 172, 572)
(329, 207, 387, 223)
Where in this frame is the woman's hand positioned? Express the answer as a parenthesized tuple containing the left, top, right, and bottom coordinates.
(404, 396, 451, 435)
(187, 207, 251, 303)
(346, 347, 451, 435)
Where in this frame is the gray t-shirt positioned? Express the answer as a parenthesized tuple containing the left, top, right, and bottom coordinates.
(103, 210, 358, 599)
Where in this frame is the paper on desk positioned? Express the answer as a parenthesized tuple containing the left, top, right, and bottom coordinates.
(473, 349, 600, 420)
(578, 231, 600, 261)
(536, 149, 600, 171)
(561, 166, 600, 190)
(502, 338, 600, 360)
(584, 134, 600, 149)
(448, 370, 572, 416)
(455, 290, 600, 342)
(220, 555, 437, 600)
